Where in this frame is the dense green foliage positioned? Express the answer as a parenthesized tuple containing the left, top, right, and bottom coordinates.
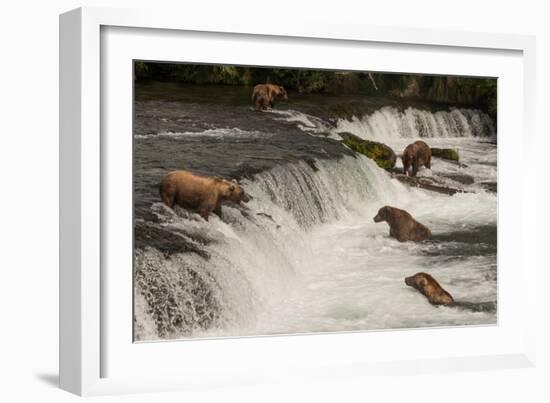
(368, 74, 497, 120)
(134, 62, 497, 117)
(134, 62, 340, 92)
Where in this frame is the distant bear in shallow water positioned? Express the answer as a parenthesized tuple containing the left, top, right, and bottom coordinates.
(405, 272, 455, 305)
(402, 140, 431, 177)
(252, 84, 288, 111)
(373, 206, 431, 242)
(160, 170, 250, 221)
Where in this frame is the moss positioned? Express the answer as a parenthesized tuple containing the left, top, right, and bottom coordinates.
(339, 132, 396, 170)
(431, 147, 460, 162)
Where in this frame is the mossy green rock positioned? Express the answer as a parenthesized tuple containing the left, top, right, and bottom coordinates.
(431, 147, 460, 162)
(339, 132, 396, 170)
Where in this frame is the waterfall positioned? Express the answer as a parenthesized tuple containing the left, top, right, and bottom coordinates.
(334, 107, 495, 141)
(134, 155, 405, 340)
(134, 152, 496, 340)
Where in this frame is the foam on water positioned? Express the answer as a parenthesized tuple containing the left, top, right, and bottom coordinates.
(265, 109, 348, 141)
(326, 106, 497, 187)
(134, 103, 497, 340)
(135, 127, 274, 140)
(135, 151, 497, 340)
(334, 106, 495, 140)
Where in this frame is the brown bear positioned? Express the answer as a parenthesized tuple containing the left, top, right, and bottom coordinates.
(402, 140, 432, 177)
(404, 272, 455, 305)
(159, 170, 250, 221)
(251, 84, 288, 111)
(373, 206, 431, 242)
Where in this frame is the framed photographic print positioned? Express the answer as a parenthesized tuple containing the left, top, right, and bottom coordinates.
(60, 6, 537, 396)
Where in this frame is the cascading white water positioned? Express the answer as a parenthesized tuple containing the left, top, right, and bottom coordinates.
(334, 106, 495, 140)
(133, 77, 499, 342)
(135, 152, 497, 341)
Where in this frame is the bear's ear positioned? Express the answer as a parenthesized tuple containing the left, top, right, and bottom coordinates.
(228, 184, 235, 192)
(279, 86, 285, 92)
(232, 179, 238, 184)
(418, 276, 428, 288)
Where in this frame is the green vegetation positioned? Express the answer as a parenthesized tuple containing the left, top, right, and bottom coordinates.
(134, 62, 497, 119)
(339, 132, 397, 170)
(135, 62, 338, 92)
(431, 148, 460, 162)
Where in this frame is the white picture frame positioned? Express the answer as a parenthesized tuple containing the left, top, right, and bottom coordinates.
(59, 6, 537, 396)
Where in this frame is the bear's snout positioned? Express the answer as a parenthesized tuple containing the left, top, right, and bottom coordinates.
(373, 213, 382, 223)
(405, 276, 415, 287)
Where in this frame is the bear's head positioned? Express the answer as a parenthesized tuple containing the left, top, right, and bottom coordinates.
(373, 206, 391, 223)
(224, 179, 251, 204)
(276, 86, 288, 100)
(405, 272, 430, 290)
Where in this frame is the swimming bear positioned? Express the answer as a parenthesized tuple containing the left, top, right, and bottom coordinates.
(404, 272, 454, 305)
(373, 206, 431, 242)
(160, 170, 250, 221)
(402, 140, 432, 177)
(252, 84, 288, 111)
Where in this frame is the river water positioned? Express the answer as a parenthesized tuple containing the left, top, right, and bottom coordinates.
(133, 82, 497, 341)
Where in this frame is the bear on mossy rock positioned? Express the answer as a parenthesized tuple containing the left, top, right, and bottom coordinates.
(251, 84, 288, 111)
(160, 170, 250, 221)
(339, 132, 396, 170)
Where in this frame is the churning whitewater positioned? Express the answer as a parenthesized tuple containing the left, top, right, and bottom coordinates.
(133, 85, 497, 341)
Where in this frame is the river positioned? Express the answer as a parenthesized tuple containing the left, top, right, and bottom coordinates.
(133, 82, 497, 341)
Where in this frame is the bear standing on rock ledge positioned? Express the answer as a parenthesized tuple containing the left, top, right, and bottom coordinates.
(160, 170, 250, 221)
(252, 84, 288, 111)
(373, 205, 431, 242)
(402, 140, 432, 177)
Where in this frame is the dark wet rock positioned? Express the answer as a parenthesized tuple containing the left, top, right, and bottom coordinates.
(453, 301, 497, 313)
(390, 167, 405, 175)
(255, 212, 281, 229)
(391, 173, 469, 195)
(430, 225, 496, 249)
(390, 168, 474, 186)
(480, 182, 497, 193)
(135, 220, 210, 259)
(431, 147, 460, 162)
(441, 173, 475, 185)
(302, 158, 319, 172)
(422, 225, 497, 259)
(338, 132, 397, 170)
(256, 212, 275, 222)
